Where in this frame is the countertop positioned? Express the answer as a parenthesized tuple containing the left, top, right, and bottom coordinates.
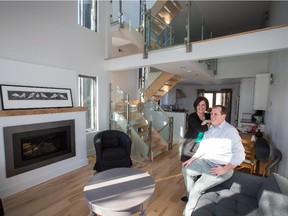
(240, 119, 264, 124)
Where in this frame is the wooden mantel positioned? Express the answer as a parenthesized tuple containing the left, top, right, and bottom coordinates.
(0, 107, 87, 117)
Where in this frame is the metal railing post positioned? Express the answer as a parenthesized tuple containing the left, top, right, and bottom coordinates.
(109, 83, 112, 129)
(118, 0, 124, 28)
(185, 1, 192, 52)
(168, 117, 174, 150)
(126, 94, 131, 135)
(143, 3, 150, 59)
(148, 121, 152, 162)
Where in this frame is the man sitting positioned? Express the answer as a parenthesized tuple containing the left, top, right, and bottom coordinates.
(182, 105, 245, 216)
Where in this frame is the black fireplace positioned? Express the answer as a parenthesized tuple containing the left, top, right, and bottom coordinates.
(4, 120, 75, 177)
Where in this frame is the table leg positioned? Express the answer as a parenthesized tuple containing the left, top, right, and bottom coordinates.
(139, 204, 146, 216)
(89, 203, 96, 216)
(139, 209, 145, 216)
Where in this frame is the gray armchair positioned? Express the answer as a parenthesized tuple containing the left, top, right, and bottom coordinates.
(255, 138, 282, 176)
(263, 147, 282, 177)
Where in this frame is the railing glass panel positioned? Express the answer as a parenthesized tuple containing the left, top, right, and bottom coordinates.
(147, 1, 211, 52)
(110, 83, 151, 160)
(110, 83, 129, 132)
(110, 0, 141, 30)
(141, 95, 173, 149)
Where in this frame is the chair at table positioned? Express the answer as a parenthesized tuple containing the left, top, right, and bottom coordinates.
(255, 137, 270, 163)
(255, 137, 270, 175)
(263, 147, 282, 177)
(93, 130, 132, 172)
(236, 139, 256, 175)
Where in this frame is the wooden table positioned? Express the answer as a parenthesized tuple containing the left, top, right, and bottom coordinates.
(239, 132, 270, 176)
(84, 168, 155, 216)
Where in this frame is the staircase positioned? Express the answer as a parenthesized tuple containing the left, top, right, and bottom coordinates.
(110, 85, 169, 162)
(145, 71, 182, 102)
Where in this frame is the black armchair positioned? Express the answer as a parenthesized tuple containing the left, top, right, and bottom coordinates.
(93, 130, 132, 172)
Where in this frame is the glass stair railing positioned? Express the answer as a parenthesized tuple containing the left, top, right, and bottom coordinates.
(140, 92, 173, 151)
(110, 83, 172, 163)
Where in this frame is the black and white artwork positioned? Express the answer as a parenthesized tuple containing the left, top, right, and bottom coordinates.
(0, 84, 73, 110)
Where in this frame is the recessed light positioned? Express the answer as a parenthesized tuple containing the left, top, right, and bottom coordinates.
(187, 70, 192, 73)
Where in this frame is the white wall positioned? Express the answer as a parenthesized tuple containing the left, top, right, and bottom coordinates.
(217, 53, 269, 79)
(267, 1, 288, 27)
(238, 78, 255, 124)
(110, 69, 139, 99)
(0, 59, 77, 106)
(266, 49, 288, 177)
(0, 1, 111, 156)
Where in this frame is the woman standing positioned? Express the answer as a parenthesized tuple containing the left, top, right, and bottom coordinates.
(180, 96, 211, 162)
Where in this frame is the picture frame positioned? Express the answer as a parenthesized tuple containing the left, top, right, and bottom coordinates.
(0, 84, 73, 110)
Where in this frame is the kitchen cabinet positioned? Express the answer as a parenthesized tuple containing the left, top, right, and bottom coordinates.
(253, 74, 270, 110)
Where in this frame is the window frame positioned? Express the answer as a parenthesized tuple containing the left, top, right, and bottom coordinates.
(78, 0, 98, 32)
(78, 75, 98, 132)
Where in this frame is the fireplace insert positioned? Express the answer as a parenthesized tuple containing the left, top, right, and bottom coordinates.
(4, 120, 75, 177)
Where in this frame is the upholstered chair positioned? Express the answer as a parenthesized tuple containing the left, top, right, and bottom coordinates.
(93, 130, 132, 172)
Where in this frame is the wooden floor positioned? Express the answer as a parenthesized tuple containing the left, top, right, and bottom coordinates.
(2, 144, 186, 216)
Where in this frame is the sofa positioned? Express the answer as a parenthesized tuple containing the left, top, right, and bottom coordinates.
(192, 171, 288, 216)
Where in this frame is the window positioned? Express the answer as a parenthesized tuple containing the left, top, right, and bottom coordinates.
(78, 75, 97, 132)
(198, 89, 232, 123)
(78, 0, 98, 32)
(203, 92, 222, 108)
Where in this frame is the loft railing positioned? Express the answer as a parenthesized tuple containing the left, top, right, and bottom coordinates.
(110, 1, 212, 54)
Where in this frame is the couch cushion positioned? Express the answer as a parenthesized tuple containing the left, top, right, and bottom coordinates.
(193, 189, 259, 216)
(258, 173, 288, 216)
(219, 171, 265, 197)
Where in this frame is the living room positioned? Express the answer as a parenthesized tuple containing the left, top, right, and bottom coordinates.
(0, 1, 288, 215)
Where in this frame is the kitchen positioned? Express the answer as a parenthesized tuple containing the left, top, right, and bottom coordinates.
(159, 73, 271, 145)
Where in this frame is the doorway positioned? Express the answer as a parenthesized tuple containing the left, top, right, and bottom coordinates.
(198, 89, 232, 123)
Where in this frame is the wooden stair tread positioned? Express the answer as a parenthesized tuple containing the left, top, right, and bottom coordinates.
(151, 143, 167, 155)
(138, 131, 149, 136)
(133, 123, 149, 128)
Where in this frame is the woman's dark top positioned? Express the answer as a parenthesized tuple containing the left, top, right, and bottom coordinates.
(184, 112, 210, 139)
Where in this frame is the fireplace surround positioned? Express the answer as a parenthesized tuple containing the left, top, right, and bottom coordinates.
(4, 120, 75, 177)
(0, 107, 87, 198)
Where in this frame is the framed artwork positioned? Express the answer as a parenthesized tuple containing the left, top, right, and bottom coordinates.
(0, 84, 73, 110)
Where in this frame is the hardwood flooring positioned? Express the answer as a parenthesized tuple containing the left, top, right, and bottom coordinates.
(2, 144, 186, 216)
